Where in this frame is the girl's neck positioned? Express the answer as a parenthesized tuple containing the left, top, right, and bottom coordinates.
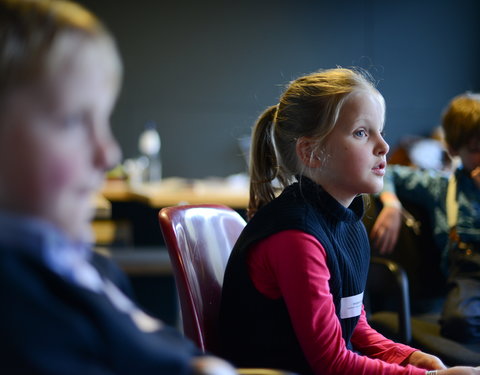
(301, 173, 355, 208)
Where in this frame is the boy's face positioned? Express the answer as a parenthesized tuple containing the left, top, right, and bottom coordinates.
(455, 138, 480, 172)
(0, 35, 121, 242)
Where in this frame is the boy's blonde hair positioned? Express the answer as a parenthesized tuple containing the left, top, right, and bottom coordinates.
(442, 93, 480, 152)
(0, 0, 121, 107)
(248, 68, 383, 218)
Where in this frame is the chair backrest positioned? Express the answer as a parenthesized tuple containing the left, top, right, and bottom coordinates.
(158, 204, 246, 354)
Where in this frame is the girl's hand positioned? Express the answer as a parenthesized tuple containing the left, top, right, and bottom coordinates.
(405, 352, 480, 375)
(370, 205, 402, 254)
(402, 351, 446, 370)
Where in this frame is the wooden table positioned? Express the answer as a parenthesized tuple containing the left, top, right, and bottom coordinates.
(93, 193, 112, 219)
(100, 176, 249, 209)
(94, 176, 249, 247)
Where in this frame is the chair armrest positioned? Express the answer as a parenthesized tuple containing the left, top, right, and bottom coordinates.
(368, 257, 412, 343)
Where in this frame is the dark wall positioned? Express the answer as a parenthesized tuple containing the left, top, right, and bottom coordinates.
(78, 0, 480, 178)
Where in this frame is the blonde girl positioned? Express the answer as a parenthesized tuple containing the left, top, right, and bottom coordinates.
(220, 68, 480, 375)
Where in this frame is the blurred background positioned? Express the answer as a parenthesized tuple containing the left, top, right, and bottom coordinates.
(77, 0, 480, 179)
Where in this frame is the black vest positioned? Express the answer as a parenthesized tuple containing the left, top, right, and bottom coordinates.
(219, 177, 370, 375)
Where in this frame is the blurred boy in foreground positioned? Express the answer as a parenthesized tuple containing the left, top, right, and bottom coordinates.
(0, 1, 234, 373)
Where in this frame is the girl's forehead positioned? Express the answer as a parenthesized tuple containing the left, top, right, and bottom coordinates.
(341, 90, 385, 117)
(353, 89, 384, 106)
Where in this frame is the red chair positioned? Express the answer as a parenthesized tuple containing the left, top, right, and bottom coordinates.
(158, 204, 246, 354)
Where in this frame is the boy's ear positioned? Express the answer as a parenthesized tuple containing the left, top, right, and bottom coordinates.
(296, 136, 322, 168)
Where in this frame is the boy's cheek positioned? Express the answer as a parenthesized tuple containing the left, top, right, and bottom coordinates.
(22, 159, 71, 208)
(45, 157, 78, 192)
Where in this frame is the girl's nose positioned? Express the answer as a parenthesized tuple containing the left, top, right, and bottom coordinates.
(376, 135, 389, 156)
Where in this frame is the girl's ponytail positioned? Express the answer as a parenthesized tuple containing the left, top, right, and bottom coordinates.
(248, 105, 279, 219)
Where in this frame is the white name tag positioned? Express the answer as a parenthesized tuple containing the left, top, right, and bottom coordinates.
(340, 292, 364, 319)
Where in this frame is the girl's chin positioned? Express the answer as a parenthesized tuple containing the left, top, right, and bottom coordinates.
(364, 184, 383, 195)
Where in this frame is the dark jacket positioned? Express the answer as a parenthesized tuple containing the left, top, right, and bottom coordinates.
(0, 241, 201, 375)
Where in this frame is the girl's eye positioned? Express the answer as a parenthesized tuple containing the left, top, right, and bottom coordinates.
(354, 129, 367, 138)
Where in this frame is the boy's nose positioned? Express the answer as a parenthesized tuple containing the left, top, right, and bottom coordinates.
(93, 134, 122, 171)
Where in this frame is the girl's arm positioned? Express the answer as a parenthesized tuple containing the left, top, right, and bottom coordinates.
(248, 230, 427, 375)
(351, 307, 415, 363)
(351, 308, 444, 369)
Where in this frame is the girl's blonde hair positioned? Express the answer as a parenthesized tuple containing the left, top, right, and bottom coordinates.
(0, 0, 122, 106)
(248, 68, 381, 218)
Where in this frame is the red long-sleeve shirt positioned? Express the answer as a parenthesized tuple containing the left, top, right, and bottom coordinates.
(247, 229, 427, 375)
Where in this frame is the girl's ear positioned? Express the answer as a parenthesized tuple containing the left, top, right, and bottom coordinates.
(296, 136, 322, 168)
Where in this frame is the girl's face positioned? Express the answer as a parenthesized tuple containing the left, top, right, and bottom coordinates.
(315, 90, 388, 206)
(0, 34, 121, 242)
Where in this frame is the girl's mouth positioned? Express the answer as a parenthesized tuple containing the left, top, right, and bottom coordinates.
(372, 162, 386, 176)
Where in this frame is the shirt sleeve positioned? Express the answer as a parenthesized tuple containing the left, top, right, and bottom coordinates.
(247, 230, 427, 375)
(351, 307, 418, 364)
(383, 165, 447, 209)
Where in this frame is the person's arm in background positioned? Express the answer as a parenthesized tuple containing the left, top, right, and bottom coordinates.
(370, 189, 403, 254)
(370, 165, 443, 254)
